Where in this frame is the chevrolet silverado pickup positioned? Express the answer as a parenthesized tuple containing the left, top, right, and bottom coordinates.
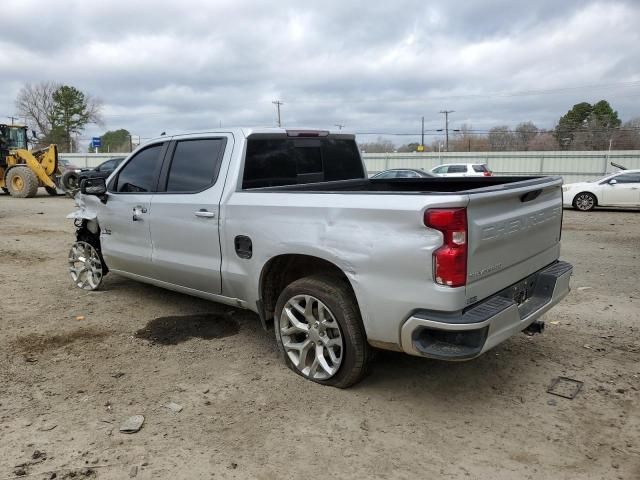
(68, 128, 572, 388)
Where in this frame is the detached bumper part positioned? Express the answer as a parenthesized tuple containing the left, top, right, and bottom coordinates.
(401, 261, 573, 360)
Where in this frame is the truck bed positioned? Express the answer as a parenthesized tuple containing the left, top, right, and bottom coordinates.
(243, 175, 558, 194)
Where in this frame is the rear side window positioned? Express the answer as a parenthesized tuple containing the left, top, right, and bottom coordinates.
(242, 137, 364, 189)
(166, 138, 226, 192)
(432, 166, 447, 174)
(472, 164, 488, 173)
(114, 144, 164, 193)
(615, 173, 640, 183)
(447, 165, 467, 173)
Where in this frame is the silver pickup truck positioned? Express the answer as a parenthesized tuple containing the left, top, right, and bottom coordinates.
(69, 128, 572, 387)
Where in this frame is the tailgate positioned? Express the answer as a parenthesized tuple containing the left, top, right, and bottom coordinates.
(465, 177, 563, 302)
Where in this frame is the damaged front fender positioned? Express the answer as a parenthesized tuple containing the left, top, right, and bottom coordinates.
(67, 193, 97, 221)
(67, 193, 99, 234)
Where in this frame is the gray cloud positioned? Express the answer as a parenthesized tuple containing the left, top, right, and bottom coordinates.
(1, 0, 639, 146)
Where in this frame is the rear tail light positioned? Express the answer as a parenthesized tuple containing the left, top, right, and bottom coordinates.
(483, 171, 492, 176)
(424, 208, 467, 287)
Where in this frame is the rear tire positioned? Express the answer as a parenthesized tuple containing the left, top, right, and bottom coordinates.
(573, 192, 596, 211)
(274, 274, 370, 388)
(61, 170, 80, 191)
(6, 166, 39, 198)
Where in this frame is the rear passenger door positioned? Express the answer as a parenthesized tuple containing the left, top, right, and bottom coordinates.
(147, 135, 231, 294)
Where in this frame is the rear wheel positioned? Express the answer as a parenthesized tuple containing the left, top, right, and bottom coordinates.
(274, 274, 370, 388)
(6, 166, 39, 198)
(573, 192, 596, 211)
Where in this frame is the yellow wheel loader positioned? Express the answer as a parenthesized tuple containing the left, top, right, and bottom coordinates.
(0, 124, 63, 198)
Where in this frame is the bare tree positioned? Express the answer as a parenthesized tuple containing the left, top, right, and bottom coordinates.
(450, 124, 490, 152)
(15, 81, 59, 136)
(515, 121, 539, 150)
(488, 126, 516, 151)
(527, 132, 559, 151)
(359, 137, 395, 153)
(15, 82, 104, 151)
(613, 118, 640, 150)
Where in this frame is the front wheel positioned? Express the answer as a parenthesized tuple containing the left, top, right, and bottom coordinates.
(6, 166, 39, 197)
(68, 241, 104, 290)
(274, 274, 370, 388)
(573, 192, 596, 211)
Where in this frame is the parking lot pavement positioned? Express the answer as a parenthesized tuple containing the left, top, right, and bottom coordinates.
(1, 193, 639, 479)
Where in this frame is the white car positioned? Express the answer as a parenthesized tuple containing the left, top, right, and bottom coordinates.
(430, 163, 492, 177)
(562, 169, 640, 211)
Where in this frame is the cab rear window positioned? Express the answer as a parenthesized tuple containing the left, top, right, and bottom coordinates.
(472, 164, 488, 173)
(242, 137, 364, 189)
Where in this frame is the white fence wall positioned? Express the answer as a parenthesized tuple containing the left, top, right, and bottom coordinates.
(59, 153, 127, 169)
(362, 151, 640, 184)
(60, 150, 640, 184)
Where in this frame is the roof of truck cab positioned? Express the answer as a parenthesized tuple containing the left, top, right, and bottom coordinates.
(146, 128, 355, 143)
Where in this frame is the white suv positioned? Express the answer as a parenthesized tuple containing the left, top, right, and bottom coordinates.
(431, 163, 492, 177)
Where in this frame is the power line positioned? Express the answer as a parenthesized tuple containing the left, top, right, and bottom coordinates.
(90, 80, 640, 120)
(356, 126, 640, 136)
(284, 80, 640, 105)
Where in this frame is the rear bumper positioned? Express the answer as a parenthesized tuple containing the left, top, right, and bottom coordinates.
(400, 261, 572, 360)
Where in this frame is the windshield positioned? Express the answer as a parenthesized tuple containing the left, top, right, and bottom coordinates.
(590, 172, 621, 183)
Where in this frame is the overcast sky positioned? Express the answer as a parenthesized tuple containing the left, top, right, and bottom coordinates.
(1, 0, 639, 146)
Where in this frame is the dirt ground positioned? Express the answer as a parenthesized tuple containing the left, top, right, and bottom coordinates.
(1, 192, 639, 480)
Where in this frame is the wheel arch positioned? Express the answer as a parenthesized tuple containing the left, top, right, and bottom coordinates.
(74, 218, 108, 274)
(258, 254, 361, 328)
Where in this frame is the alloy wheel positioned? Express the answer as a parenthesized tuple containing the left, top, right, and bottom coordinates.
(68, 241, 104, 290)
(279, 294, 344, 380)
(575, 193, 595, 211)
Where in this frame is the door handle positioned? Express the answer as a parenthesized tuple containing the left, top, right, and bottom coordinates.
(132, 205, 147, 221)
(194, 209, 216, 218)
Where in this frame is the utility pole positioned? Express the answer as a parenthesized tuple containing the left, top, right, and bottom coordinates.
(272, 100, 284, 127)
(7, 116, 18, 125)
(438, 110, 454, 152)
(421, 116, 424, 147)
(334, 123, 344, 130)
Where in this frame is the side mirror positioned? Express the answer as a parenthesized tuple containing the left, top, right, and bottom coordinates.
(609, 179, 617, 185)
(80, 177, 107, 196)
